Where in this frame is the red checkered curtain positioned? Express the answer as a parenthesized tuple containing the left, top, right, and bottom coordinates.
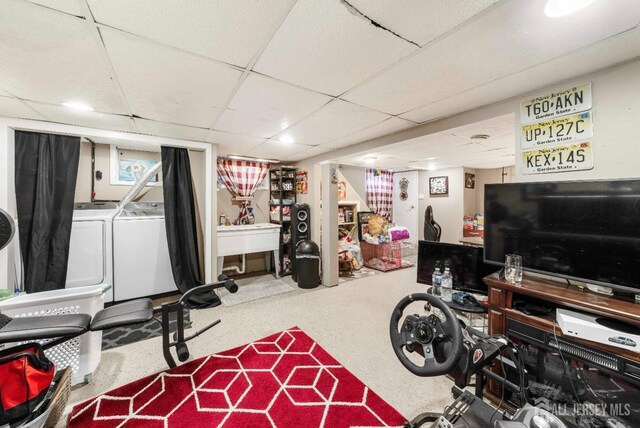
(217, 159, 269, 223)
(365, 168, 393, 221)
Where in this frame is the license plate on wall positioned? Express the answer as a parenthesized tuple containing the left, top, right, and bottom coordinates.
(520, 82, 592, 123)
(521, 112, 593, 149)
(522, 142, 593, 175)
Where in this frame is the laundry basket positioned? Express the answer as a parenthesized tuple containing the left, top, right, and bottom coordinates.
(0, 284, 110, 385)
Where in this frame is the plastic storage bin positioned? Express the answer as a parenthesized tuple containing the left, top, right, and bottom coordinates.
(0, 284, 109, 385)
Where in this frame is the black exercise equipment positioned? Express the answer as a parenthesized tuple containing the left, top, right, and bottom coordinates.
(161, 274, 238, 368)
(0, 208, 15, 251)
(0, 275, 238, 369)
(423, 206, 441, 242)
(390, 292, 568, 428)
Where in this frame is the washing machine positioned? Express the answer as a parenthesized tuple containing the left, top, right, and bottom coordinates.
(113, 202, 176, 301)
(66, 202, 117, 303)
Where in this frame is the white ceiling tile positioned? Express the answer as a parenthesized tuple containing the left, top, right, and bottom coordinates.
(348, 0, 498, 46)
(336, 114, 515, 170)
(0, 1, 126, 113)
(205, 130, 267, 157)
(215, 73, 332, 138)
(279, 99, 390, 146)
(323, 116, 415, 149)
(26, 0, 85, 16)
(344, 0, 640, 115)
(25, 101, 136, 132)
(134, 118, 208, 141)
(253, 0, 417, 96)
(288, 145, 335, 161)
(88, 0, 294, 68)
(401, 27, 640, 123)
(250, 140, 313, 161)
(0, 88, 11, 97)
(101, 28, 243, 128)
(0, 96, 47, 120)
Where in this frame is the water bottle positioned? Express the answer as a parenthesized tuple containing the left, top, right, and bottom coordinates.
(441, 267, 453, 302)
(431, 266, 442, 297)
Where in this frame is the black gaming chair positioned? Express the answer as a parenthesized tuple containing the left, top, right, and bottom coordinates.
(423, 205, 442, 242)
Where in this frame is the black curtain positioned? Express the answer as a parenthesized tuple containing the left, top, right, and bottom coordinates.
(15, 131, 80, 293)
(161, 146, 220, 308)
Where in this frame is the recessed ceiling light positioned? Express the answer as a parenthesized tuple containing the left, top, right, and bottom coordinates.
(279, 135, 294, 144)
(544, 0, 598, 17)
(470, 134, 490, 140)
(363, 156, 377, 164)
(427, 164, 437, 171)
(62, 101, 94, 111)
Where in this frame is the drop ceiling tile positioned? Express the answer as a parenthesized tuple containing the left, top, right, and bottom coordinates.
(205, 130, 267, 157)
(323, 116, 415, 149)
(253, 0, 417, 96)
(134, 118, 208, 141)
(401, 27, 640, 123)
(289, 145, 335, 161)
(215, 73, 332, 138)
(88, 0, 294, 68)
(26, 0, 85, 16)
(25, 101, 136, 132)
(344, 0, 640, 115)
(347, 0, 497, 46)
(278, 99, 390, 146)
(251, 140, 313, 161)
(101, 28, 243, 128)
(0, 96, 46, 120)
(0, 1, 126, 113)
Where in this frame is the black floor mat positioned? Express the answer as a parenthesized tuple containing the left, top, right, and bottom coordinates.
(101, 307, 192, 350)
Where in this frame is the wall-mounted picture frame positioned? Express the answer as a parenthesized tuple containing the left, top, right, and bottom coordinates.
(465, 173, 475, 189)
(429, 176, 448, 196)
(357, 211, 374, 241)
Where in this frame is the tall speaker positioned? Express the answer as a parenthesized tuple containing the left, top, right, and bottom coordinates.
(291, 203, 310, 281)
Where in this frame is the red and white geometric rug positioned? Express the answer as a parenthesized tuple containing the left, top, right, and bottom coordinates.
(68, 327, 406, 427)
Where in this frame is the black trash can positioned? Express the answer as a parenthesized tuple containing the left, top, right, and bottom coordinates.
(295, 240, 320, 289)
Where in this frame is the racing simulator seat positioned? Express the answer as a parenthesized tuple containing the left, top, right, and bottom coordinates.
(390, 293, 569, 428)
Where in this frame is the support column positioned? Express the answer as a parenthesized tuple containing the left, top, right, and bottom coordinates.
(321, 162, 338, 287)
(0, 124, 16, 290)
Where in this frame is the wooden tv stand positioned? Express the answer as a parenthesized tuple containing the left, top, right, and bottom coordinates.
(483, 273, 640, 406)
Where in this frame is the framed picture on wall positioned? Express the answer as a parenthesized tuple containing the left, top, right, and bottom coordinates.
(429, 176, 448, 196)
(465, 173, 475, 189)
(357, 211, 374, 241)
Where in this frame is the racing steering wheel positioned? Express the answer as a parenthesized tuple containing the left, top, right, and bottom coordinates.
(390, 293, 464, 377)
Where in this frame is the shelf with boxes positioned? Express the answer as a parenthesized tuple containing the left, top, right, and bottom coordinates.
(269, 167, 297, 276)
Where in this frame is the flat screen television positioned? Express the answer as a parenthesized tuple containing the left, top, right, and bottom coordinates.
(484, 179, 640, 293)
(417, 241, 497, 294)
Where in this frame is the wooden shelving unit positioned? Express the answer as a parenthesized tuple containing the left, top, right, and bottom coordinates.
(269, 166, 297, 276)
(338, 201, 358, 239)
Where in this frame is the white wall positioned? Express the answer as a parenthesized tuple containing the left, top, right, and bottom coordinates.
(418, 167, 465, 244)
(337, 164, 370, 211)
(515, 59, 640, 182)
